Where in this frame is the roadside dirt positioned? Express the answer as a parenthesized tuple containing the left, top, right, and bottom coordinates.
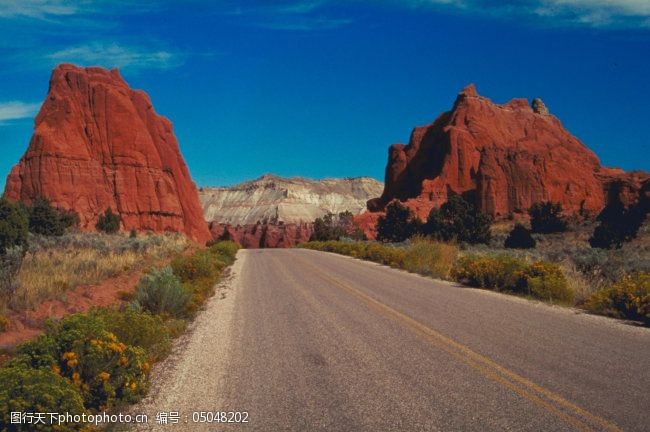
(0, 246, 198, 351)
(118, 252, 244, 431)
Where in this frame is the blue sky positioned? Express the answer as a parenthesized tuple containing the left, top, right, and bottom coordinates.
(0, 0, 649, 189)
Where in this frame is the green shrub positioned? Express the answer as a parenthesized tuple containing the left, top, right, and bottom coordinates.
(529, 202, 567, 234)
(451, 255, 573, 304)
(172, 250, 226, 315)
(133, 267, 189, 318)
(0, 197, 28, 254)
(208, 240, 239, 263)
(376, 200, 419, 243)
(12, 313, 149, 410)
(96, 208, 121, 234)
(425, 195, 492, 244)
(93, 308, 171, 362)
(584, 273, 649, 324)
(28, 197, 77, 237)
(504, 223, 536, 249)
(0, 365, 87, 431)
(171, 251, 221, 283)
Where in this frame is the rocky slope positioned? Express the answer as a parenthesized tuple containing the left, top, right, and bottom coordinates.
(366, 84, 648, 222)
(4, 64, 211, 244)
(201, 175, 382, 248)
(209, 221, 313, 249)
(200, 174, 383, 225)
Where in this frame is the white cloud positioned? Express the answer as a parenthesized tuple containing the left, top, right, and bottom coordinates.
(0, 0, 78, 19)
(393, 0, 650, 28)
(540, 0, 650, 25)
(0, 101, 40, 124)
(46, 43, 182, 70)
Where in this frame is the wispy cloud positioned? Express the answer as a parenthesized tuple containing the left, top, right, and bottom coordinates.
(398, 0, 650, 28)
(0, 0, 78, 19)
(0, 0, 162, 20)
(221, 0, 354, 31)
(0, 101, 40, 124)
(45, 42, 183, 71)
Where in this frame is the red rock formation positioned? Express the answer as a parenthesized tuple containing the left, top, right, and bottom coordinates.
(209, 222, 313, 248)
(367, 84, 648, 225)
(4, 64, 211, 244)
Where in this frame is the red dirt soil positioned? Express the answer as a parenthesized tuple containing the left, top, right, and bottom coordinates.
(0, 269, 141, 350)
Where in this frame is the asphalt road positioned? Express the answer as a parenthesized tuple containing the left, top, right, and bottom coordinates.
(131, 249, 650, 432)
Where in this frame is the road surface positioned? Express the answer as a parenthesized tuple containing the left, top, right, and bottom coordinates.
(130, 249, 650, 432)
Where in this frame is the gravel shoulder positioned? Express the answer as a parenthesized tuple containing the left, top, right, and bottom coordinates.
(118, 251, 245, 431)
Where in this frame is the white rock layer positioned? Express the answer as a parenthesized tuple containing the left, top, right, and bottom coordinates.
(200, 174, 383, 225)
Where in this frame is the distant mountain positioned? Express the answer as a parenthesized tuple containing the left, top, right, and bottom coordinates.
(200, 174, 383, 225)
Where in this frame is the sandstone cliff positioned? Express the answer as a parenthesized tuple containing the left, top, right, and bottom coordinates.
(200, 174, 383, 225)
(209, 221, 313, 249)
(367, 84, 648, 221)
(4, 64, 211, 244)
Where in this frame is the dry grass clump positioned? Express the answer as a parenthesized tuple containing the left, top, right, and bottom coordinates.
(402, 237, 458, 279)
(11, 233, 188, 309)
(299, 239, 458, 280)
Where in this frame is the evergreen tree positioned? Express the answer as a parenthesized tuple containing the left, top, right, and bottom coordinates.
(96, 208, 121, 234)
(28, 197, 77, 236)
(424, 195, 492, 244)
(589, 197, 648, 249)
(504, 223, 536, 249)
(376, 201, 419, 243)
(529, 202, 567, 234)
(0, 197, 28, 254)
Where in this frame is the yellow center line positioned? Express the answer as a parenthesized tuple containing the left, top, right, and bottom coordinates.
(293, 253, 622, 432)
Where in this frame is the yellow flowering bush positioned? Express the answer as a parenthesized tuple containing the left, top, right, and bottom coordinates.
(0, 365, 87, 431)
(519, 261, 574, 304)
(12, 313, 149, 410)
(451, 254, 574, 304)
(584, 272, 650, 324)
(451, 255, 527, 290)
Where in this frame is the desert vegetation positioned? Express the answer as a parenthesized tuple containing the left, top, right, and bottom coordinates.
(0, 196, 195, 315)
(302, 194, 649, 325)
(0, 241, 239, 430)
(310, 211, 366, 241)
(5, 233, 189, 311)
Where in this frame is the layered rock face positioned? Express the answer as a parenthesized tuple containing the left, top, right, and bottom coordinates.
(209, 222, 313, 249)
(367, 84, 648, 221)
(201, 175, 382, 247)
(4, 64, 211, 244)
(200, 174, 383, 225)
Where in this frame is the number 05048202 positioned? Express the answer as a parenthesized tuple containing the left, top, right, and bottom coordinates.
(192, 411, 249, 423)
